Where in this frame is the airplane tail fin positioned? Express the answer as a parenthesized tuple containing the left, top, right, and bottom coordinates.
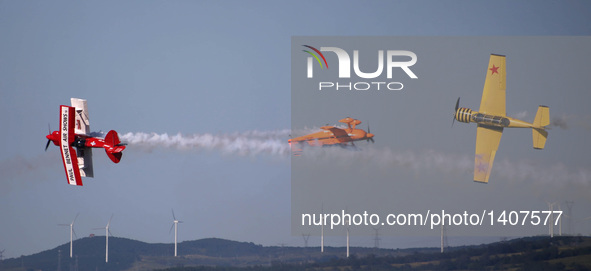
(104, 130, 126, 163)
(533, 105, 550, 128)
(532, 105, 549, 149)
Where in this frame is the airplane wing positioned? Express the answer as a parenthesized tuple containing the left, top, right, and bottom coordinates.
(474, 125, 503, 183)
(70, 98, 94, 177)
(289, 126, 352, 151)
(76, 148, 94, 178)
(478, 54, 506, 116)
(71, 98, 90, 135)
(323, 127, 349, 142)
(60, 105, 83, 186)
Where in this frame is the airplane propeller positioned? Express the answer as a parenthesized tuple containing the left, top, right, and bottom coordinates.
(452, 97, 460, 128)
(45, 124, 52, 151)
(366, 124, 375, 143)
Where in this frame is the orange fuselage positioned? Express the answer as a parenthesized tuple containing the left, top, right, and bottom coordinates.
(289, 128, 373, 146)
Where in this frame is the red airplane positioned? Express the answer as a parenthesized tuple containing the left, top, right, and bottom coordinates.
(45, 98, 126, 186)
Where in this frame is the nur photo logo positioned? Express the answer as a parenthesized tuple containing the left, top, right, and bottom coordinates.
(301, 44, 418, 91)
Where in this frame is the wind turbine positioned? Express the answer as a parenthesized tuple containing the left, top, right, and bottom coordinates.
(320, 220, 324, 253)
(547, 201, 557, 237)
(320, 204, 324, 253)
(169, 209, 183, 257)
(345, 216, 350, 258)
(59, 213, 79, 258)
(556, 203, 562, 236)
(93, 215, 113, 263)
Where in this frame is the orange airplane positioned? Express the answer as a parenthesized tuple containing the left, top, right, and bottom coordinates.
(289, 117, 374, 155)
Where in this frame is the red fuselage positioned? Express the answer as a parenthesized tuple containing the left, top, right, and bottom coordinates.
(47, 131, 103, 149)
(46, 131, 126, 160)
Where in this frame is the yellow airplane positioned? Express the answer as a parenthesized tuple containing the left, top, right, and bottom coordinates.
(454, 54, 550, 183)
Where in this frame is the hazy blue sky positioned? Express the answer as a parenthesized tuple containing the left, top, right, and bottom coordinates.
(1, 1, 590, 259)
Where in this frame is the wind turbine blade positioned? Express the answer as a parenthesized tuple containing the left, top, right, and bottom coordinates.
(169, 223, 174, 234)
(171, 209, 176, 221)
(72, 213, 79, 224)
(72, 228, 78, 239)
(107, 214, 113, 227)
(108, 229, 114, 237)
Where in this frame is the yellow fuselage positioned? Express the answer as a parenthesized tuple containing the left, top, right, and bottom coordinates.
(455, 107, 537, 129)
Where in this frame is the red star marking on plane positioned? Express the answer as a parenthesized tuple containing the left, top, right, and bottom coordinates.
(489, 64, 499, 75)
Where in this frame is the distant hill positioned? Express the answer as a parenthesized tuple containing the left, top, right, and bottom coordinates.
(157, 236, 591, 271)
(0, 237, 163, 271)
(0, 236, 420, 271)
(1, 236, 590, 271)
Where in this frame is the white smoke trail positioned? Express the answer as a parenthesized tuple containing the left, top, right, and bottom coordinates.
(494, 158, 590, 186)
(296, 146, 591, 186)
(514, 111, 528, 120)
(119, 130, 291, 156)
